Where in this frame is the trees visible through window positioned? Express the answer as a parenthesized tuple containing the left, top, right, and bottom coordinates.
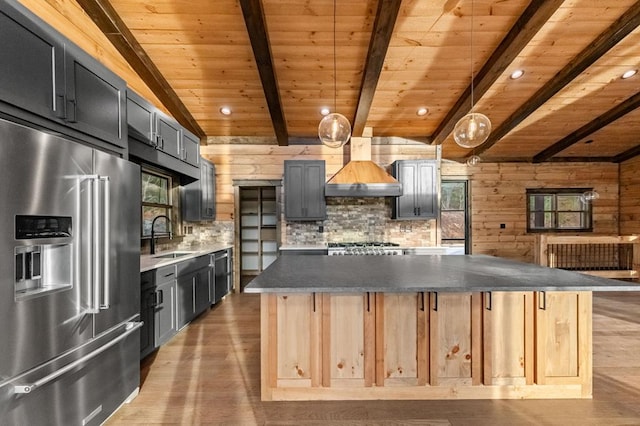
(441, 181, 467, 244)
(526, 188, 592, 232)
(141, 170, 172, 237)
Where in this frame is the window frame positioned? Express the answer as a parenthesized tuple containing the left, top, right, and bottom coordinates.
(141, 168, 174, 238)
(526, 188, 593, 233)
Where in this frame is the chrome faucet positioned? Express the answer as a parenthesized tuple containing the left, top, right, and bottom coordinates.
(150, 215, 172, 255)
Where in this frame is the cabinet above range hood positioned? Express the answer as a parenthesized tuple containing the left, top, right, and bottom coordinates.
(325, 134, 402, 197)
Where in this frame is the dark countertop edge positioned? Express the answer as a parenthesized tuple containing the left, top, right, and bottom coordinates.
(244, 284, 640, 294)
(140, 243, 233, 273)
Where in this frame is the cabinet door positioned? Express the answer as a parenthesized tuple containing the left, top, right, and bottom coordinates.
(0, 5, 65, 121)
(321, 293, 375, 388)
(64, 46, 126, 148)
(429, 292, 482, 386)
(267, 294, 322, 388)
(177, 274, 196, 329)
(483, 292, 534, 386)
(375, 293, 429, 387)
(535, 291, 592, 394)
(182, 129, 200, 167)
(193, 267, 211, 316)
(393, 161, 418, 219)
(140, 287, 156, 359)
(155, 111, 182, 158)
(415, 161, 437, 218)
(127, 90, 155, 145)
(202, 160, 216, 219)
(155, 279, 177, 346)
(284, 160, 326, 220)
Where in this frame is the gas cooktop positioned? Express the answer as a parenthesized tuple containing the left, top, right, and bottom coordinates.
(327, 242, 400, 248)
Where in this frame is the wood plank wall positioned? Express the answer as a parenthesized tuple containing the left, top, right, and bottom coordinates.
(619, 156, 640, 234)
(18, 0, 165, 113)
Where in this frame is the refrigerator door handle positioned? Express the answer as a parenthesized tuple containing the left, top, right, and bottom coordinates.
(84, 175, 111, 312)
(13, 321, 142, 394)
(99, 175, 110, 310)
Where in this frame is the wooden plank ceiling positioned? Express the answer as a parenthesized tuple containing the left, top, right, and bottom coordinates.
(77, 0, 640, 163)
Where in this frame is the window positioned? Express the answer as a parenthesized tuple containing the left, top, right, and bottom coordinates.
(141, 170, 173, 237)
(526, 189, 592, 232)
(441, 181, 468, 245)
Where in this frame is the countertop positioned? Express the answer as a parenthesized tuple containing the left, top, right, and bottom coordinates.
(140, 243, 233, 272)
(244, 254, 640, 293)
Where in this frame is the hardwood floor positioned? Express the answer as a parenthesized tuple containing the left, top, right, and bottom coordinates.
(107, 291, 640, 425)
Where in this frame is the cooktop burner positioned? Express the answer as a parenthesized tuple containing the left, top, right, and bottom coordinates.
(328, 242, 400, 248)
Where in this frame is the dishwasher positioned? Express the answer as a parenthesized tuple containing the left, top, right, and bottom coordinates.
(211, 250, 230, 304)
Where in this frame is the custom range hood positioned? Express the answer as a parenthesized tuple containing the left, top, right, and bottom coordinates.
(325, 131, 402, 197)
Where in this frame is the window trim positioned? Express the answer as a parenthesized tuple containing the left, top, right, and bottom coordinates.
(526, 188, 593, 233)
(141, 168, 174, 238)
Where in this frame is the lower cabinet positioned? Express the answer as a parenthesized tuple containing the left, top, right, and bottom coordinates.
(177, 256, 211, 330)
(260, 290, 592, 401)
(155, 277, 177, 347)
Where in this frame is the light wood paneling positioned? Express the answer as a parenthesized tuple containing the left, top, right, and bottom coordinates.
(620, 156, 640, 234)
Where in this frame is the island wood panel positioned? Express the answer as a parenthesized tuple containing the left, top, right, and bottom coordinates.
(374, 293, 428, 387)
(482, 291, 534, 386)
(620, 156, 640, 235)
(322, 293, 375, 388)
(535, 291, 592, 398)
(429, 292, 482, 387)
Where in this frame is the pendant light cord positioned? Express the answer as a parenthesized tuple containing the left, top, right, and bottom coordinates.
(333, 0, 337, 112)
(470, 0, 474, 114)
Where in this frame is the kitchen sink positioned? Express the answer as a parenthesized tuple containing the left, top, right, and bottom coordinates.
(153, 251, 194, 259)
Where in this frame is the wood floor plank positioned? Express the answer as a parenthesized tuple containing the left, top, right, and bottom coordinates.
(106, 292, 640, 425)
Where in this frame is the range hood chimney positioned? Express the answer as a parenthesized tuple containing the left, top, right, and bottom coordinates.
(325, 129, 402, 197)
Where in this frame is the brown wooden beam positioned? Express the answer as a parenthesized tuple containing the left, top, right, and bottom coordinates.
(75, 0, 205, 138)
(533, 92, 640, 163)
(613, 144, 640, 163)
(352, 0, 402, 137)
(240, 0, 288, 146)
(471, 1, 640, 157)
(430, 0, 563, 146)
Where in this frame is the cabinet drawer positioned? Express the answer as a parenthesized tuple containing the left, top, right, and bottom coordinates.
(176, 255, 210, 276)
(155, 265, 177, 283)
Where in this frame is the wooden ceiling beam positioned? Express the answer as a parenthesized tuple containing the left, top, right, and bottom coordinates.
(533, 92, 640, 163)
(613, 144, 640, 163)
(471, 1, 640, 157)
(75, 0, 205, 138)
(240, 0, 288, 146)
(352, 0, 402, 137)
(429, 0, 563, 146)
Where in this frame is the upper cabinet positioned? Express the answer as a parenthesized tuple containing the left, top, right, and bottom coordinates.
(182, 158, 216, 222)
(284, 160, 326, 221)
(126, 89, 200, 182)
(0, 1, 126, 151)
(391, 160, 438, 220)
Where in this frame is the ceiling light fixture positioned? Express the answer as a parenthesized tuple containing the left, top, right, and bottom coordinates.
(453, 0, 491, 149)
(466, 155, 481, 166)
(318, 0, 351, 148)
(220, 106, 231, 116)
(417, 107, 429, 116)
(320, 107, 331, 116)
(621, 69, 637, 79)
(510, 69, 525, 79)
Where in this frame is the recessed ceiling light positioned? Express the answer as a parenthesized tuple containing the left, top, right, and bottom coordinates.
(416, 107, 429, 116)
(320, 107, 330, 116)
(621, 69, 637, 79)
(220, 106, 232, 116)
(510, 69, 525, 79)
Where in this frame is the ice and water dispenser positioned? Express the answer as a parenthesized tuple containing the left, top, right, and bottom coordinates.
(14, 215, 73, 300)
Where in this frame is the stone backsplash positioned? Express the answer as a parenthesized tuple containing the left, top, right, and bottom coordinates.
(179, 220, 235, 249)
(284, 197, 436, 246)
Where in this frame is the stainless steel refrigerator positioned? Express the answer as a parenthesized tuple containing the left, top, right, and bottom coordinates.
(0, 118, 142, 425)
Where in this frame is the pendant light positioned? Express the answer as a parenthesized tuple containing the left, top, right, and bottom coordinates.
(580, 139, 599, 204)
(453, 0, 491, 149)
(318, 0, 351, 148)
(466, 154, 481, 166)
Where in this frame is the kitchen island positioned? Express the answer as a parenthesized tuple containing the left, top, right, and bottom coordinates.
(245, 255, 639, 401)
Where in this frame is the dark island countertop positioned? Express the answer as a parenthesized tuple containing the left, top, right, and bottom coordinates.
(244, 254, 640, 293)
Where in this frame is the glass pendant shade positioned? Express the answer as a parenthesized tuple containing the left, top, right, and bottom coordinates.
(580, 190, 600, 204)
(466, 155, 481, 166)
(318, 112, 351, 148)
(453, 112, 492, 148)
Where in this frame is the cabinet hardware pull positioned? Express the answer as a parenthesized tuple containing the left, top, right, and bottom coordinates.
(312, 293, 316, 312)
(539, 291, 546, 310)
(419, 292, 425, 312)
(158, 289, 164, 305)
(366, 292, 371, 312)
(485, 292, 492, 311)
(432, 292, 438, 311)
(66, 99, 77, 123)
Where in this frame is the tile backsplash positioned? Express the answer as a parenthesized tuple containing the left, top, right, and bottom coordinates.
(284, 197, 436, 246)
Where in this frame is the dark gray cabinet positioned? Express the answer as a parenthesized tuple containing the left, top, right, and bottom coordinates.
(127, 90, 155, 144)
(182, 129, 201, 167)
(140, 271, 156, 359)
(154, 265, 178, 347)
(0, 1, 126, 149)
(391, 160, 438, 219)
(182, 159, 216, 221)
(284, 160, 326, 221)
(210, 249, 232, 304)
(156, 110, 182, 159)
(176, 255, 210, 329)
